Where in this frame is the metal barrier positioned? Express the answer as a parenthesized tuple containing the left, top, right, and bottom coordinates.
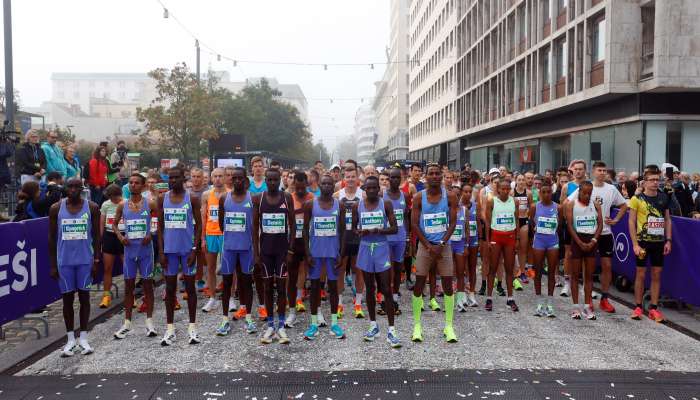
(0, 183, 18, 220)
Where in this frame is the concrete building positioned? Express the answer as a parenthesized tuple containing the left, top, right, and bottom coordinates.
(354, 105, 377, 166)
(408, 0, 700, 174)
(372, 0, 412, 162)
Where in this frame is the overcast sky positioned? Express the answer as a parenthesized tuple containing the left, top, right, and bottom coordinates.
(0, 0, 390, 150)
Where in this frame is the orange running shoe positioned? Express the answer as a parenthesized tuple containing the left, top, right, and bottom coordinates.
(321, 289, 327, 301)
(631, 306, 643, 320)
(337, 304, 344, 319)
(599, 298, 615, 313)
(182, 291, 189, 300)
(527, 268, 536, 279)
(353, 304, 365, 318)
(202, 288, 214, 298)
(174, 298, 182, 310)
(648, 308, 665, 323)
(296, 299, 306, 313)
(232, 307, 247, 321)
(257, 305, 268, 320)
(376, 292, 383, 303)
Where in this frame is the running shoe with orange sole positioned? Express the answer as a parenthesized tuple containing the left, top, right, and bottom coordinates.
(321, 289, 327, 301)
(182, 291, 188, 300)
(527, 268, 536, 279)
(174, 298, 182, 310)
(337, 304, 344, 319)
(296, 299, 306, 313)
(232, 307, 247, 321)
(648, 309, 665, 323)
(631, 306, 644, 320)
(599, 298, 615, 313)
(354, 304, 365, 318)
(257, 305, 268, 320)
(99, 294, 112, 309)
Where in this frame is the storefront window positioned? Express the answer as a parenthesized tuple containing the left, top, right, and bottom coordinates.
(469, 147, 488, 172)
(505, 140, 539, 173)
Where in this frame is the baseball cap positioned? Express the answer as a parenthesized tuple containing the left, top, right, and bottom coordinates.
(488, 167, 500, 176)
(330, 163, 340, 171)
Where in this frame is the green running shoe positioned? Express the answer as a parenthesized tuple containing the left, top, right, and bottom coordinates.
(411, 323, 423, 342)
(513, 278, 523, 291)
(429, 297, 441, 312)
(443, 325, 458, 343)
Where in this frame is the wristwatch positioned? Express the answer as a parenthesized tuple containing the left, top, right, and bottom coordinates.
(438, 240, 446, 246)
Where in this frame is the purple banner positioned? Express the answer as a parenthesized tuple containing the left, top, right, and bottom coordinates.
(0, 217, 122, 325)
(610, 209, 700, 306)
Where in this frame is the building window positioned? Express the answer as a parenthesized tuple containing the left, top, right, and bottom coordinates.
(667, 122, 682, 168)
(556, 39, 567, 79)
(592, 17, 605, 63)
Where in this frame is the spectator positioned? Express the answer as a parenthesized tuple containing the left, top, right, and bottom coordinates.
(110, 140, 131, 185)
(13, 173, 64, 221)
(87, 145, 110, 205)
(691, 173, 700, 194)
(672, 171, 694, 217)
(63, 144, 81, 179)
(41, 130, 67, 178)
(616, 171, 628, 191)
(621, 180, 638, 201)
(16, 129, 46, 184)
(0, 137, 14, 189)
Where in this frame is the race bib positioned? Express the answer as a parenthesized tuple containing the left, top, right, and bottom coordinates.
(295, 216, 304, 239)
(150, 217, 158, 233)
(345, 210, 353, 229)
(314, 216, 337, 237)
(361, 211, 384, 231)
(208, 205, 219, 219)
(494, 212, 516, 231)
(536, 216, 557, 235)
(262, 213, 286, 234)
(394, 209, 404, 227)
(105, 212, 125, 232)
(423, 212, 447, 234)
(61, 218, 88, 241)
(126, 219, 148, 240)
(516, 197, 528, 211)
(450, 224, 464, 241)
(647, 216, 665, 236)
(575, 215, 597, 234)
(154, 182, 169, 191)
(225, 212, 246, 232)
(468, 220, 477, 238)
(164, 208, 187, 229)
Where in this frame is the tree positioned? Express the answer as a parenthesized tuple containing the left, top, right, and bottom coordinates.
(220, 79, 314, 161)
(0, 87, 20, 114)
(309, 141, 331, 166)
(137, 63, 225, 162)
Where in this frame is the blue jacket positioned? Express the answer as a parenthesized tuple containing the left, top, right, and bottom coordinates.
(41, 142, 67, 177)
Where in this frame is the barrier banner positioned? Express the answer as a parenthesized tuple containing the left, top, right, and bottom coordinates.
(0, 217, 123, 325)
(610, 210, 700, 306)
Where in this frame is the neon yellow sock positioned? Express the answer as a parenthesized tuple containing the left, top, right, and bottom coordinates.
(444, 294, 455, 326)
(412, 295, 423, 325)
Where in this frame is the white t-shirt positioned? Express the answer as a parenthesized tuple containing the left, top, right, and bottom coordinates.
(568, 182, 626, 235)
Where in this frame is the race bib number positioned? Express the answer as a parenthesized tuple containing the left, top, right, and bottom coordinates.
(262, 213, 286, 234)
(536, 216, 557, 235)
(468, 220, 477, 238)
(494, 212, 515, 231)
(450, 224, 464, 242)
(225, 212, 246, 232)
(126, 219, 148, 240)
(647, 216, 665, 236)
(516, 197, 528, 211)
(150, 217, 158, 233)
(423, 212, 447, 234)
(575, 215, 597, 234)
(295, 217, 304, 239)
(345, 210, 353, 229)
(394, 209, 404, 227)
(361, 211, 384, 231)
(155, 182, 169, 191)
(105, 212, 125, 232)
(314, 216, 337, 237)
(208, 205, 219, 219)
(164, 208, 187, 229)
(61, 218, 88, 241)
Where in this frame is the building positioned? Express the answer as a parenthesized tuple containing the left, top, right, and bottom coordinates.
(51, 73, 151, 113)
(408, 0, 700, 174)
(372, 0, 411, 162)
(354, 105, 377, 166)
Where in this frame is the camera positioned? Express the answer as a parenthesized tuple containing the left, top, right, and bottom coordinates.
(0, 120, 20, 144)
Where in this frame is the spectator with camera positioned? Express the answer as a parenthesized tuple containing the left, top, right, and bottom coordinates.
(16, 129, 47, 184)
(41, 130, 67, 178)
(13, 172, 65, 221)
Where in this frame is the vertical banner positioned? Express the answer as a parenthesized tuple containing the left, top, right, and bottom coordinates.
(610, 210, 700, 306)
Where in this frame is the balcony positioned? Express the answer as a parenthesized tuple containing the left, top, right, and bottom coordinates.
(542, 85, 550, 103)
(590, 61, 604, 87)
(640, 52, 654, 80)
(555, 77, 566, 98)
(557, 9, 567, 30)
(518, 97, 525, 111)
(543, 19, 551, 38)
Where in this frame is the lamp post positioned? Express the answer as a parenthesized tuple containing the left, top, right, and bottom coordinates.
(3, 0, 14, 129)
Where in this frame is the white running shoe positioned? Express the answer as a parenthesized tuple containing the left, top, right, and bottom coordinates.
(456, 301, 467, 313)
(583, 305, 597, 320)
(228, 298, 238, 312)
(317, 313, 327, 327)
(161, 330, 176, 346)
(113, 323, 131, 340)
(284, 312, 297, 328)
(277, 327, 290, 344)
(261, 327, 276, 344)
(145, 320, 157, 337)
(61, 340, 76, 357)
(78, 338, 94, 355)
(201, 298, 218, 313)
(188, 327, 201, 344)
(560, 281, 571, 297)
(467, 292, 478, 307)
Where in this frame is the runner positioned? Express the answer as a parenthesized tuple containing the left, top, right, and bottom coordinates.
(113, 173, 158, 339)
(629, 165, 672, 322)
(399, 165, 417, 289)
(285, 171, 315, 329)
(217, 167, 258, 335)
(248, 156, 268, 194)
(530, 178, 560, 317)
(565, 181, 603, 320)
(334, 166, 365, 319)
(253, 168, 295, 344)
(478, 171, 506, 297)
(567, 161, 628, 313)
(224, 166, 235, 192)
(354, 176, 401, 347)
(158, 165, 203, 346)
(511, 174, 532, 289)
(380, 168, 409, 316)
(188, 167, 208, 292)
(379, 170, 390, 192)
(484, 179, 520, 312)
(49, 177, 101, 356)
(560, 160, 587, 297)
(410, 163, 459, 343)
(302, 174, 346, 340)
(98, 184, 124, 308)
(455, 182, 480, 311)
(200, 168, 228, 314)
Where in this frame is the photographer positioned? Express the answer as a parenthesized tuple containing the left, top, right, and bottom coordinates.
(13, 172, 64, 221)
(110, 140, 131, 186)
(16, 129, 46, 184)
